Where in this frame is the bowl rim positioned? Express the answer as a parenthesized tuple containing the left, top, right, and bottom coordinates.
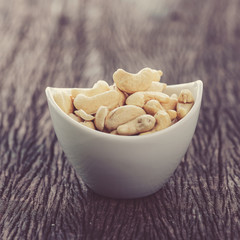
(45, 80, 203, 142)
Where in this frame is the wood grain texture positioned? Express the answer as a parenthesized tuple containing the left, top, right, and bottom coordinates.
(0, 0, 240, 239)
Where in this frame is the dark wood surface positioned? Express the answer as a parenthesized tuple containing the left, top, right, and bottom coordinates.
(1, 0, 240, 239)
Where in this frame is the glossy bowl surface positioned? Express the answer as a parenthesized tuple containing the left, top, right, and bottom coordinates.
(45, 80, 203, 198)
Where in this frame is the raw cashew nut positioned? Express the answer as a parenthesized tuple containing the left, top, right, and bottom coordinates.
(178, 89, 194, 103)
(110, 84, 127, 106)
(143, 100, 165, 115)
(146, 82, 167, 92)
(75, 109, 95, 121)
(177, 102, 194, 119)
(74, 90, 120, 114)
(161, 94, 178, 111)
(94, 106, 109, 131)
(126, 91, 170, 107)
(80, 121, 96, 130)
(117, 115, 156, 136)
(167, 110, 177, 121)
(139, 110, 171, 134)
(53, 90, 74, 114)
(154, 110, 171, 130)
(71, 80, 110, 98)
(68, 113, 83, 123)
(105, 105, 146, 131)
(143, 110, 172, 134)
(113, 68, 163, 94)
(110, 130, 118, 135)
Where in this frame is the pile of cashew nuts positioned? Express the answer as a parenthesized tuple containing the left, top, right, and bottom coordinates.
(53, 68, 194, 136)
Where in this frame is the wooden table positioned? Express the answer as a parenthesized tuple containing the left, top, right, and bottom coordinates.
(1, 0, 240, 239)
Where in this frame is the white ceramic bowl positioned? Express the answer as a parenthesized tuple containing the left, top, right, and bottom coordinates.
(45, 80, 203, 199)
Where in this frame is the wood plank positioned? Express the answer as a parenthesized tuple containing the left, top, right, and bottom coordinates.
(0, 0, 240, 239)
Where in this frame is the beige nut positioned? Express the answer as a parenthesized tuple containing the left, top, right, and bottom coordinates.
(113, 68, 163, 94)
(154, 110, 171, 131)
(177, 102, 194, 119)
(178, 89, 194, 103)
(139, 110, 172, 135)
(126, 91, 170, 107)
(94, 106, 109, 131)
(105, 105, 146, 131)
(71, 80, 110, 98)
(117, 115, 156, 136)
(146, 82, 167, 92)
(167, 110, 177, 121)
(80, 121, 96, 130)
(68, 113, 83, 123)
(161, 94, 178, 111)
(74, 109, 95, 121)
(110, 84, 127, 106)
(143, 100, 165, 115)
(53, 90, 74, 114)
(139, 131, 152, 136)
(110, 130, 118, 135)
(73, 90, 120, 114)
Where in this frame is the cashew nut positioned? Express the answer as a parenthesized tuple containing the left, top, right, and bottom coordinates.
(113, 68, 163, 94)
(94, 106, 109, 131)
(110, 83, 128, 106)
(126, 91, 170, 107)
(110, 130, 118, 135)
(68, 113, 83, 123)
(117, 115, 156, 136)
(139, 110, 172, 135)
(161, 93, 178, 111)
(143, 100, 165, 115)
(141, 110, 172, 135)
(167, 110, 177, 121)
(71, 80, 110, 98)
(74, 90, 120, 114)
(139, 131, 152, 136)
(154, 110, 172, 130)
(75, 109, 95, 121)
(53, 90, 74, 114)
(178, 89, 194, 103)
(177, 102, 194, 119)
(146, 82, 167, 92)
(80, 121, 96, 130)
(105, 105, 146, 131)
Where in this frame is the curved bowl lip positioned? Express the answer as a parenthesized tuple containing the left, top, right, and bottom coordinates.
(45, 80, 203, 143)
